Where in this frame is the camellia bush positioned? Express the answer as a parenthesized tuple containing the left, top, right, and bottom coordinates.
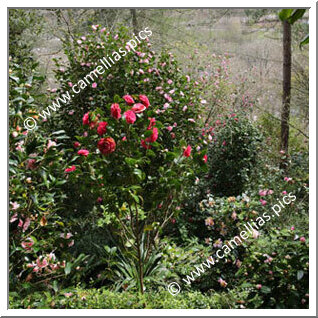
(44, 24, 211, 289)
(65, 92, 208, 293)
(9, 58, 85, 294)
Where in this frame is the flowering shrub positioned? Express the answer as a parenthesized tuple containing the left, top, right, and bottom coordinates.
(67, 92, 207, 292)
(9, 59, 80, 292)
(52, 25, 204, 147)
(205, 111, 263, 196)
(235, 228, 309, 309)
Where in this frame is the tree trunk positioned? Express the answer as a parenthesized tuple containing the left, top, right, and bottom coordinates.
(130, 9, 138, 35)
(281, 20, 292, 154)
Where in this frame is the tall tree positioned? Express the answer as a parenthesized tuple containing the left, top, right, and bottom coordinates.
(281, 19, 292, 153)
(278, 9, 306, 154)
(130, 9, 138, 34)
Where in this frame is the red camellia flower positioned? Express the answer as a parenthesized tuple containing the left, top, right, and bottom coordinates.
(183, 145, 192, 157)
(141, 139, 151, 149)
(111, 103, 121, 119)
(145, 127, 158, 143)
(123, 95, 135, 105)
(73, 141, 81, 148)
(97, 137, 116, 155)
(82, 112, 90, 125)
(78, 149, 89, 157)
(124, 110, 136, 124)
(147, 117, 156, 130)
(97, 121, 108, 136)
(131, 103, 146, 114)
(203, 154, 208, 163)
(139, 94, 150, 108)
(65, 165, 76, 173)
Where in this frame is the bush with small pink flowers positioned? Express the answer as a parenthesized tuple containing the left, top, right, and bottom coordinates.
(9, 59, 82, 293)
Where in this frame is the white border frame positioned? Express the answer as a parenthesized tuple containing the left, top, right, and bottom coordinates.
(2, 0, 316, 316)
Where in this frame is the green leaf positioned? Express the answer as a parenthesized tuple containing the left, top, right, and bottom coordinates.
(144, 130, 153, 137)
(288, 9, 306, 24)
(52, 280, 59, 293)
(113, 94, 121, 103)
(64, 262, 72, 275)
(260, 286, 271, 294)
(300, 34, 309, 48)
(125, 157, 137, 166)
(279, 9, 293, 21)
(297, 270, 304, 280)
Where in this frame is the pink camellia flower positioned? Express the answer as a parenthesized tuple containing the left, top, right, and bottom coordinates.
(123, 95, 135, 105)
(73, 141, 81, 148)
(10, 213, 18, 223)
(11, 201, 20, 210)
(100, 27, 106, 33)
(47, 140, 57, 149)
(36, 257, 48, 268)
(65, 165, 76, 173)
(68, 82, 73, 87)
(114, 34, 118, 40)
(82, 112, 90, 125)
(167, 79, 173, 85)
(170, 132, 176, 139)
(163, 103, 170, 110)
(97, 137, 116, 155)
(97, 121, 108, 136)
(222, 140, 226, 146)
(166, 126, 173, 132)
(282, 190, 287, 195)
(260, 199, 267, 206)
(124, 110, 136, 124)
(256, 284, 262, 290)
(21, 237, 34, 251)
(131, 103, 146, 114)
(188, 118, 195, 123)
(284, 177, 292, 182)
(122, 136, 127, 141)
(145, 127, 158, 143)
(23, 218, 30, 232)
(259, 190, 267, 196)
(97, 197, 103, 204)
(203, 154, 208, 163)
(111, 103, 121, 119)
(300, 237, 306, 243)
(64, 292, 73, 297)
(139, 95, 150, 108)
(291, 226, 295, 230)
(205, 217, 214, 226)
(182, 106, 188, 112)
(183, 145, 192, 157)
(218, 278, 228, 288)
(78, 149, 89, 157)
(164, 94, 172, 102)
(92, 82, 97, 88)
(252, 229, 259, 239)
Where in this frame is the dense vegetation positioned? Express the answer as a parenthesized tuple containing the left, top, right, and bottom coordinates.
(9, 9, 309, 309)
